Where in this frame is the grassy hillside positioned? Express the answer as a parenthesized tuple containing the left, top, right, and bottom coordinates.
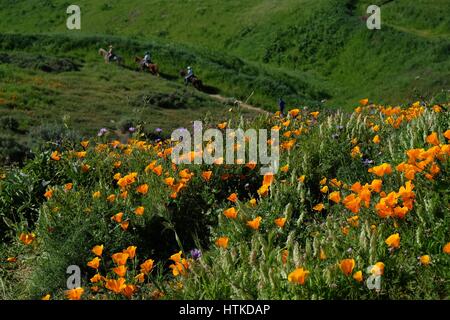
(0, 0, 449, 106)
(0, 32, 327, 164)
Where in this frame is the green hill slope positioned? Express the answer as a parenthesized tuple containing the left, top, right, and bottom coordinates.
(0, 0, 449, 106)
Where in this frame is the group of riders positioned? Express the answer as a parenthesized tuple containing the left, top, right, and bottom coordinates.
(106, 45, 196, 85)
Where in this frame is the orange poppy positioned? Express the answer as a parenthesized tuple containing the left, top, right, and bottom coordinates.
(288, 267, 309, 285)
(111, 252, 129, 265)
(216, 237, 229, 248)
(134, 206, 145, 216)
(340, 258, 355, 276)
(274, 217, 286, 228)
(224, 207, 238, 219)
(247, 216, 262, 230)
(105, 278, 126, 294)
(87, 257, 101, 269)
(65, 287, 84, 300)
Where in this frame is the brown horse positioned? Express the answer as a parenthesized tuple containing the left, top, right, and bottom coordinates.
(180, 69, 203, 90)
(99, 48, 124, 65)
(135, 56, 159, 76)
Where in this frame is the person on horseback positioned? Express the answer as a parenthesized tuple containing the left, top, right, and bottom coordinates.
(142, 51, 152, 67)
(184, 66, 195, 85)
(107, 45, 115, 62)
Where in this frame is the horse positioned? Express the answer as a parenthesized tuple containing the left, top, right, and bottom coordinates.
(98, 48, 124, 65)
(180, 69, 203, 90)
(134, 56, 159, 76)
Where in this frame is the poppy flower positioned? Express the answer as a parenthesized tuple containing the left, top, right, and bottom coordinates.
(215, 237, 229, 248)
(217, 122, 227, 129)
(123, 246, 137, 259)
(224, 207, 238, 219)
(152, 165, 163, 176)
(227, 193, 238, 203)
(92, 191, 101, 199)
(249, 198, 257, 207)
(280, 164, 289, 173)
(41, 294, 51, 300)
(289, 109, 300, 117)
(373, 135, 381, 144)
(263, 173, 275, 186)
(91, 245, 103, 256)
(319, 177, 327, 185)
(113, 265, 127, 277)
(257, 184, 269, 197)
(443, 242, 450, 254)
(122, 284, 137, 299)
(288, 267, 309, 285)
(274, 217, 286, 228)
(134, 206, 145, 216)
(247, 216, 262, 230)
(313, 203, 325, 212)
(351, 271, 363, 283)
(298, 175, 306, 183)
(120, 221, 129, 231)
(164, 177, 175, 186)
(385, 233, 400, 249)
(112, 252, 129, 265)
(170, 251, 183, 263)
(136, 184, 149, 195)
(140, 259, 154, 274)
(419, 255, 431, 266)
(112, 212, 124, 223)
(310, 111, 320, 118)
(444, 130, 450, 141)
(201, 171, 212, 181)
(135, 273, 145, 283)
(371, 262, 385, 275)
(80, 140, 89, 149)
(87, 257, 101, 269)
(370, 179, 383, 193)
(359, 98, 369, 106)
(340, 259, 355, 276)
(64, 183, 73, 191)
(320, 186, 329, 193)
(328, 191, 341, 204)
(90, 273, 103, 283)
(50, 151, 61, 161)
(65, 287, 84, 300)
(19, 232, 36, 245)
(81, 164, 90, 173)
(426, 132, 440, 146)
(105, 278, 126, 294)
(44, 189, 53, 199)
(368, 163, 392, 177)
(7, 257, 17, 263)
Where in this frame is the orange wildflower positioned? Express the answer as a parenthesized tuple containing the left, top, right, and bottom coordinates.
(288, 268, 309, 285)
(224, 207, 238, 219)
(215, 237, 229, 248)
(340, 258, 355, 276)
(247, 216, 262, 230)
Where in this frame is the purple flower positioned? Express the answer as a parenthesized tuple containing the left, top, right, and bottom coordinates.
(97, 128, 108, 137)
(129, 127, 136, 133)
(190, 248, 202, 260)
(155, 128, 162, 133)
(362, 158, 374, 166)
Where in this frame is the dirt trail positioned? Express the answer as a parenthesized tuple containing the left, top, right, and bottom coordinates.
(208, 94, 271, 115)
